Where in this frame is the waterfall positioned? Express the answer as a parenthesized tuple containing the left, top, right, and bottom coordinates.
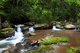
(0, 24, 24, 53)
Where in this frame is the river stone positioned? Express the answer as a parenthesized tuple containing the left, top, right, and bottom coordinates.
(34, 24, 47, 29)
(29, 32, 36, 36)
(24, 39, 32, 48)
(0, 28, 15, 38)
(64, 23, 76, 29)
(24, 22, 35, 26)
(22, 26, 29, 31)
(2, 50, 9, 53)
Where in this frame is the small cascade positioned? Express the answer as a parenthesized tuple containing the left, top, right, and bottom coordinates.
(0, 24, 24, 53)
(28, 27, 35, 32)
(52, 25, 61, 31)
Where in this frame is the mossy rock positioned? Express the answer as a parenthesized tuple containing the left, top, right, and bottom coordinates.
(34, 24, 48, 29)
(0, 28, 15, 38)
(25, 45, 54, 53)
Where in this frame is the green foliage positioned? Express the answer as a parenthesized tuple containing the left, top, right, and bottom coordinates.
(40, 39, 52, 45)
(25, 45, 53, 53)
(40, 37, 69, 45)
(60, 37, 69, 42)
(66, 47, 77, 53)
(0, 0, 80, 24)
(49, 37, 61, 44)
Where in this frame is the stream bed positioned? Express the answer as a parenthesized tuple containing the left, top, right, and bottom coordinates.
(28, 29, 80, 53)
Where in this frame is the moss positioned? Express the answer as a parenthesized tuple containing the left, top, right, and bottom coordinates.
(25, 45, 54, 53)
(0, 28, 15, 37)
(1, 28, 14, 31)
(66, 47, 80, 53)
(39, 37, 69, 45)
(66, 47, 77, 53)
(60, 37, 69, 42)
(40, 37, 61, 44)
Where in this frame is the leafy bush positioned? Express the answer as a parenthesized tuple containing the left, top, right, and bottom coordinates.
(25, 45, 53, 53)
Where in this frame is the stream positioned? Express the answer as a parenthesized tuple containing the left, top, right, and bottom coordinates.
(0, 24, 25, 53)
(33, 29, 80, 53)
(0, 25, 80, 53)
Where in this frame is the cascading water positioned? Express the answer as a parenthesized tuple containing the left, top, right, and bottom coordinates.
(52, 25, 61, 31)
(0, 24, 24, 53)
(28, 27, 35, 32)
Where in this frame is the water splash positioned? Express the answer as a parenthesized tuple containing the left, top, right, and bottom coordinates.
(52, 26, 61, 31)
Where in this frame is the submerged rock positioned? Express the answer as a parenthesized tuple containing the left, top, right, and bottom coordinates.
(28, 32, 36, 36)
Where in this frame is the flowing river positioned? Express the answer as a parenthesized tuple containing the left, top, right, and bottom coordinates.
(0, 25, 80, 53)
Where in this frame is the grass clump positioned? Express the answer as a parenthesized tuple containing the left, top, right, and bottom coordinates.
(25, 45, 54, 53)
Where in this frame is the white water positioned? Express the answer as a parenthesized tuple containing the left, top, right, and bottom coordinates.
(28, 27, 35, 32)
(52, 25, 61, 31)
(0, 24, 24, 53)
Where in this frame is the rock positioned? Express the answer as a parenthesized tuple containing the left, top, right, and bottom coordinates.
(29, 32, 36, 36)
(22, 26, 29, 30)
(24, 22, 35, 26)
(2, 20, 11, 28)
(24, 39, 32, 48)
(64, 23, 76, 29)
(0, 28, 15, 38)
(34, 24, 47, 29)
(21, 26, 29, 33)
(76, 24, 80, 28)
(56, 25, 64, 29)
(7, 45, 15, 53)
(2, 50, 9, 53)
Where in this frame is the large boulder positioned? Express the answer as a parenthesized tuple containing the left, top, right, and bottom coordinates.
(0, 28, 15, 38)
(34, 24, 48, 29)
(64, 23, 76, 30)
